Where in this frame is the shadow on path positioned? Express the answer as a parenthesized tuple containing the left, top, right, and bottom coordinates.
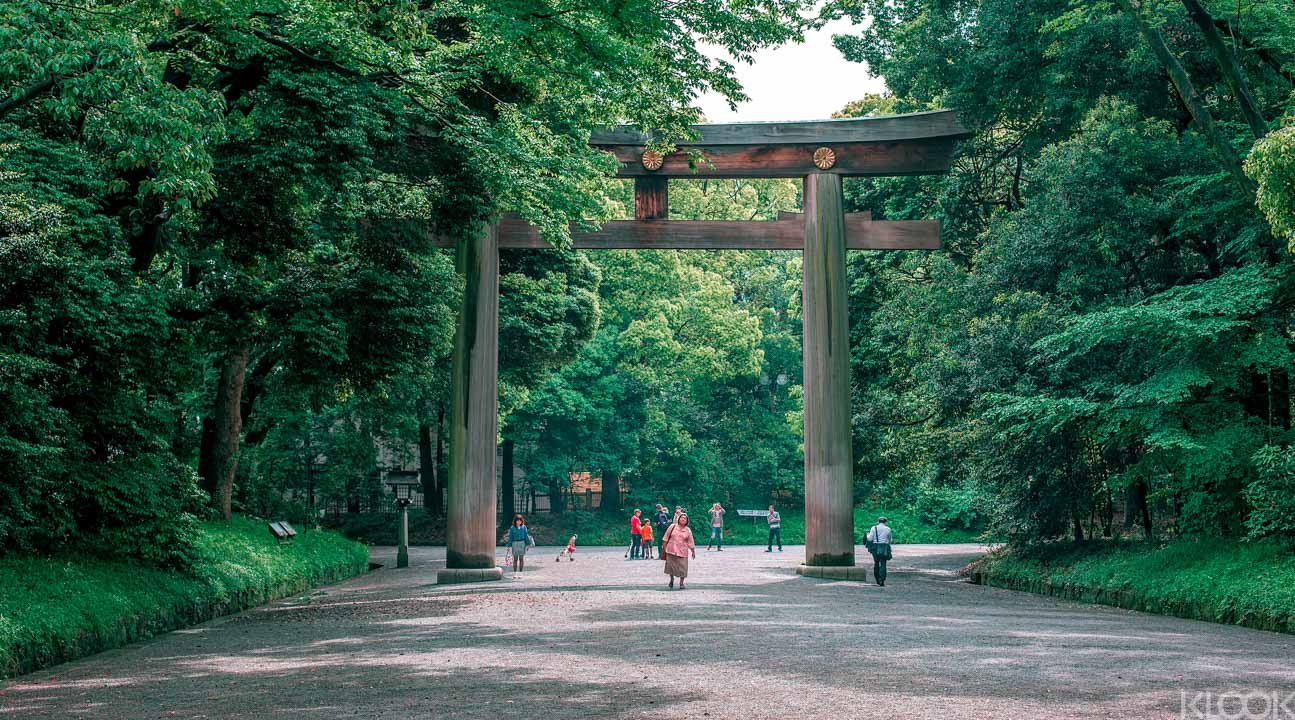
(4, 544, 1293, 719)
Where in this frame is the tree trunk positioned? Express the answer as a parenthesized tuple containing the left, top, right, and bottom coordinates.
(1072, 512, 1086, 544)
(346, 474, 360, 514)
(419, 407, 439, 518)
(237, 352, 279, 449)
(429, 401, 445, 516)
(1119, 0, 1254, 193)
(1243, 369, 1292, 433)
(501, 438, 516, 521)
(197, 416, 216, 491)
(599, 470, 622, 515)
(1180, 0, 1268, 140)
(1209, 16, 1295, 86)
(203, 341, 250, 520)
(549, 478, 565, 514)
(1123, 484, 1137, 530)
(1102, 483, 1115, 538)
(1129, 479, 1154, 540)
(303, 431, 316, 528)
(1272, 369, 1291, 431)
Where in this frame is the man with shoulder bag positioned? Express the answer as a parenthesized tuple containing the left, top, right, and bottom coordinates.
(865, 517, 893, 587)
(652, 505, 672, 561)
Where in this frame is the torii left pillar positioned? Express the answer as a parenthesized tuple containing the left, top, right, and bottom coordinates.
(437, 222, 504, 584)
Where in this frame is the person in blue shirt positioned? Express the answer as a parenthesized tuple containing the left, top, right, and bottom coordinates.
(503, 514, 535, 573)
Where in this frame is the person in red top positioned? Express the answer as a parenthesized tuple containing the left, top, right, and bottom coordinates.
(556, 534, 577, 562)
(628, 508, 643, 559)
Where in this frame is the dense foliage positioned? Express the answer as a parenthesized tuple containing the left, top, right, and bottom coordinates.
(506, 178, 807, 514)
(3, 0, 1292, 562)
(0, 0, 813, 565)
(830, 0, 1295, 542)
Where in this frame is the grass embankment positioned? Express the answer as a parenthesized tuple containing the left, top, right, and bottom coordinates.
(333, 506, 989, 547)
(968, 539, 1295, 634)
(0, 517, 369, 679)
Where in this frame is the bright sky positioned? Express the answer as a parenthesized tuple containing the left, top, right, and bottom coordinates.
(695, 17, 888, 123)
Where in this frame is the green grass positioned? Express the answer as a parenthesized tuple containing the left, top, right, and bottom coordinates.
(0, 517, 369, 678)
(970, 539, 1295, 634)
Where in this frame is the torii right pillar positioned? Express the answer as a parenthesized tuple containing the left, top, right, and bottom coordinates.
(801, 171, 857, 572)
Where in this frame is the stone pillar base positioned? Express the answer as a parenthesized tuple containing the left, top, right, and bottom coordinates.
(436, 567, 504, 585)
(797, 565, 869, 582)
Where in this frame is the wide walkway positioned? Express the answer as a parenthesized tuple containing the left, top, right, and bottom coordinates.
(4, 544, 1294, 719)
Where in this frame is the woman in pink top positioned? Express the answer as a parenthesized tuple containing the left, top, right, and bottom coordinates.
(660, 513, 697, 590)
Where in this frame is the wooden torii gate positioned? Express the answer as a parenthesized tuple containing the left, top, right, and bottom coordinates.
(434, 110, 969, 583)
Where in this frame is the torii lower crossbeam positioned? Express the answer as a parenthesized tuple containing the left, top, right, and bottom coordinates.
(430, 214, 939, 251)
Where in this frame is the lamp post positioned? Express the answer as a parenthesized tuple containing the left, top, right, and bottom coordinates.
(386, 473, 419, 569)
(760, 371, 789, 411)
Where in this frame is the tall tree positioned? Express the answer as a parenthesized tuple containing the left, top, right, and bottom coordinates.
(829, 0, 1294, 542)
(1, 0, 816, 557)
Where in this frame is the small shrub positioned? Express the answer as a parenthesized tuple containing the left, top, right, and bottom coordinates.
(1246, 446, 1295, 540)
(972, 538, 1295, 633)
(910, 480, 990, 532)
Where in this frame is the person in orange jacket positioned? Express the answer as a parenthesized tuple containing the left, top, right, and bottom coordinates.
(639, 521, 655, 559)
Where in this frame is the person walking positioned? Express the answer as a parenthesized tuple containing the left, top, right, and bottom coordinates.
(652, 504, 672, 561)
(865, 517, 894, 587)
(765, 504, 782, 552)
(661, 513, 697, 590)
(706, 502, 725, 551)
(503, 514, 535, 574)
(628, 508, 643, 559)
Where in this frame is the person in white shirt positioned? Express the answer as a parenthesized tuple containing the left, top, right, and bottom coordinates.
(865, 517, 894, 586)
(706, 502, 725, 551)
(765, 505, 782, 552)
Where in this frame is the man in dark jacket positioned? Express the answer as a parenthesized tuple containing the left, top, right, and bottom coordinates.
(652, 504, 672, 561)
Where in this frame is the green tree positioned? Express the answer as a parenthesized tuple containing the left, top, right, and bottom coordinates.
(829, 0, 1294, 543)
(1, 0, 816, 561)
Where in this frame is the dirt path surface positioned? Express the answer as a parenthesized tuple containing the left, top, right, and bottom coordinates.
(4, 544, 1294, 719)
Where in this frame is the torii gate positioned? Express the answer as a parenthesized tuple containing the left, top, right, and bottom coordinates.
(434, 110, 969, 583)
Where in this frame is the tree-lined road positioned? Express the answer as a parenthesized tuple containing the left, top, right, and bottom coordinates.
(4, 545, 1293, 719)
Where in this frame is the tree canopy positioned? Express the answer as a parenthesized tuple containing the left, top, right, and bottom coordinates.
(829, 0, 1295, 542)
(2, 0, 1292, 566)
(0, 0, 814, 564)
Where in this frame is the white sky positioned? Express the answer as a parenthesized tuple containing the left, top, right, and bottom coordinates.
(695, 17, 888, 123)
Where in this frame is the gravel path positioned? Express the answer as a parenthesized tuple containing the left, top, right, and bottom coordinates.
(4, 544, 1294, 719)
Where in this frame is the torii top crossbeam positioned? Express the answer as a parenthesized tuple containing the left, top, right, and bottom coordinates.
(591, 109, 970, 179)
(431, 110, 969, 252)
